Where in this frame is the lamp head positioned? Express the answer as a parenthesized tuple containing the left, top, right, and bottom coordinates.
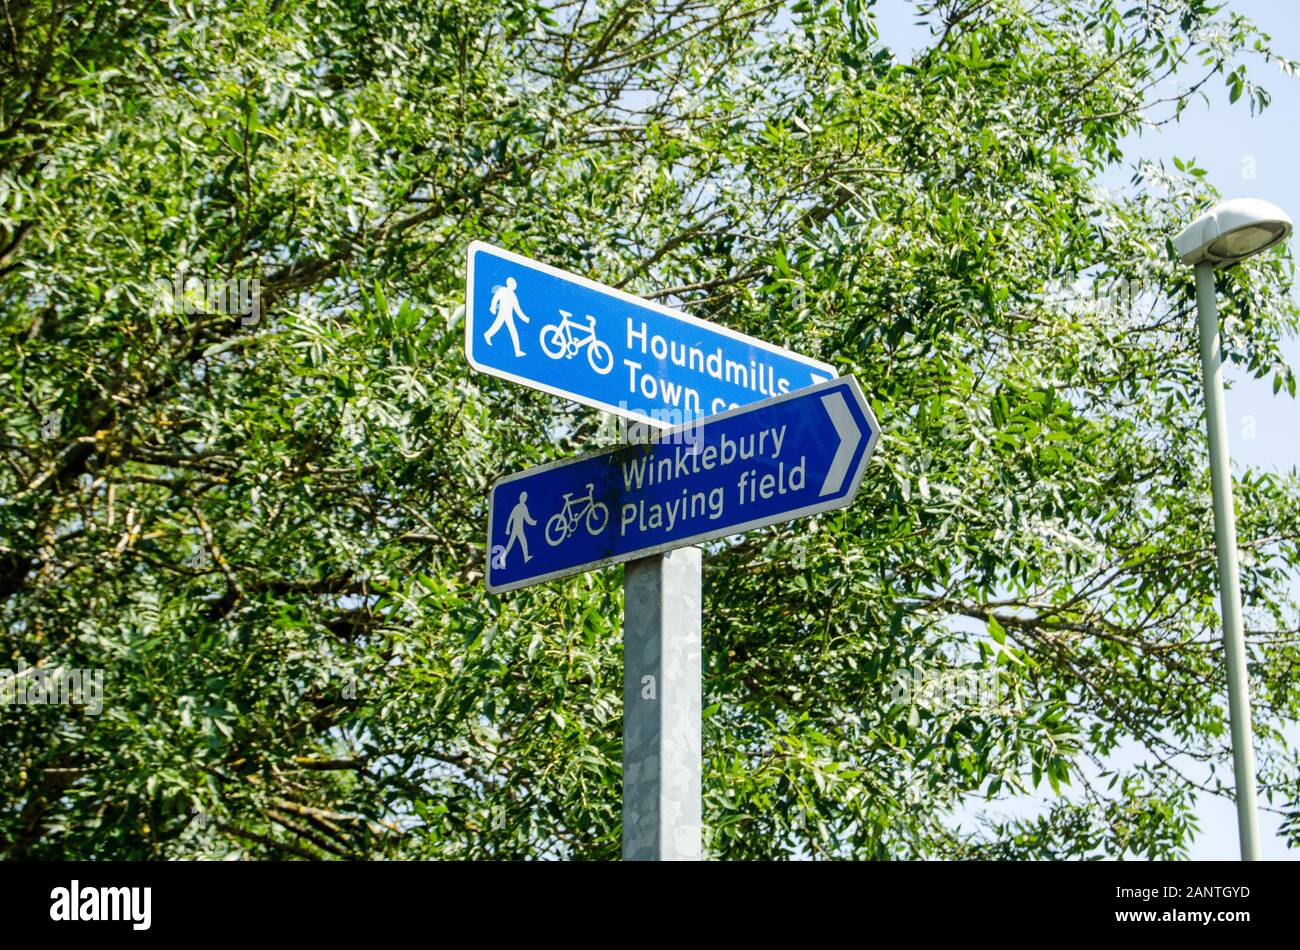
(1174, 197, 1292, 266)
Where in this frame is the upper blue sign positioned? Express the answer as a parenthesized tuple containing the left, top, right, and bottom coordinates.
(465, 242, 837, 428)
(486, 376, 879, 593)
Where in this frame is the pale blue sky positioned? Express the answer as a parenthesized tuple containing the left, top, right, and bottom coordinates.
(871, 0, 1299, 859)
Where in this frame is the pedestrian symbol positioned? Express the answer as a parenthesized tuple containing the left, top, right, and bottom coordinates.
(501, 491, 537, 566)
(484, 277, 530, 357)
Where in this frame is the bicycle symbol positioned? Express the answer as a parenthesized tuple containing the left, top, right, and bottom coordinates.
(540, 310, 615, 375)
(546, 483, 611, 546)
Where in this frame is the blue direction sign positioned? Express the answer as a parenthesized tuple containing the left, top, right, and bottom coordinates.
(465, 241, 837, 428)
(486, 376, 879, 593)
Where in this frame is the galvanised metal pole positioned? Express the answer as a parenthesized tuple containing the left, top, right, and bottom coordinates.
(1193, 260, 1261, 861)
(622, 546, 703, 860)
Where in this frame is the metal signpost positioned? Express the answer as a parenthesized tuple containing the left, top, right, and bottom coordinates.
(468, 246, 879, 860)
(623, 545, 702, 860)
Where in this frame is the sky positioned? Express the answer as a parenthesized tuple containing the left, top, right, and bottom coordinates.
(870, 0, 1299, 859)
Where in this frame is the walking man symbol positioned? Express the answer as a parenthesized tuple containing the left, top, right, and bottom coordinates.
(503, 491, 536, 565)
(484, 276, 530, 357)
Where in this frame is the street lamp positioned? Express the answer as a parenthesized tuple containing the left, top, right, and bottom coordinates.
(1173, 197, 1293, 861)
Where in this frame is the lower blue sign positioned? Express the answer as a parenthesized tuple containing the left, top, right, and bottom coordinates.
(486, 376, 879, 592)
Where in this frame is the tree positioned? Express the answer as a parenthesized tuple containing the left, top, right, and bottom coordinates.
(2, 0, 1297, 859)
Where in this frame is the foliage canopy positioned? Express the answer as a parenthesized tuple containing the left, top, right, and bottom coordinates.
(2, 0, 1298, 858)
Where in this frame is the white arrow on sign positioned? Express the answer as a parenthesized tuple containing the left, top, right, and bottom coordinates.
(819, 390, 863, 497)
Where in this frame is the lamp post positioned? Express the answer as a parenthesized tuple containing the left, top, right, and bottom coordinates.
(1172, 197, 1293, 861)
